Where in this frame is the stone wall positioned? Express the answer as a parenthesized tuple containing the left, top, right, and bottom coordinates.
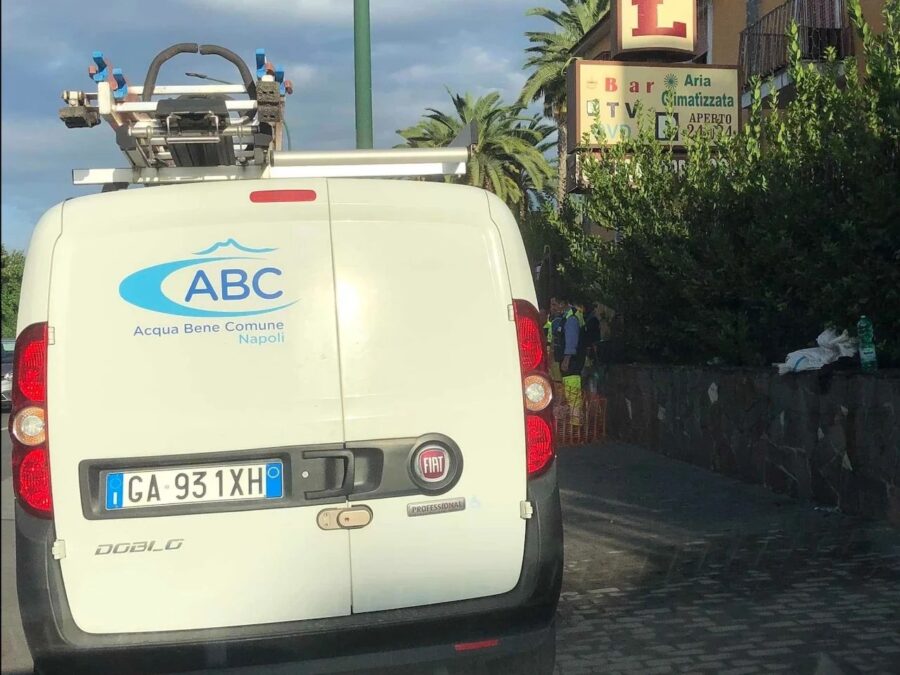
(597, 365, 900, 525)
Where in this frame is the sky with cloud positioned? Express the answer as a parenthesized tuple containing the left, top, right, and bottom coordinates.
(1, 0, 549, 251)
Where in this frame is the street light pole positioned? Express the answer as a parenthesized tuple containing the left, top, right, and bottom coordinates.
(353, 0, 373, 149)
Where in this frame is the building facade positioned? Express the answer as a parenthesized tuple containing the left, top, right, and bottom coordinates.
(566, 0, 886, 200)
(572, 0, 886, 108)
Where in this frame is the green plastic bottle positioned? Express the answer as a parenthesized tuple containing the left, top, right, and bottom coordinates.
(857, 315, 878, 372)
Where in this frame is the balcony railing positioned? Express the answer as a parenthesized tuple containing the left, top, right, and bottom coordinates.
(739, 0, 853, 88)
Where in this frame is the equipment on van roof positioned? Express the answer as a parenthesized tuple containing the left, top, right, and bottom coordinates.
(59, 43, 476, 188)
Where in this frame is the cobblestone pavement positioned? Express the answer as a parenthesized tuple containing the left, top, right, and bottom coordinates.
(3, 439, 897, 674)
(554, 443, 900, 675)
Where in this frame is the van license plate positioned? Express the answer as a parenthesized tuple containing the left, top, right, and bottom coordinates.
(104, 461, 283, 510)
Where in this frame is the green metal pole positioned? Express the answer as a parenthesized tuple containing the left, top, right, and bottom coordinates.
(353, 0, 373, 149)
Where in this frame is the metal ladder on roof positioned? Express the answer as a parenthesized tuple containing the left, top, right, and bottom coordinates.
(59, 43, 474, 189)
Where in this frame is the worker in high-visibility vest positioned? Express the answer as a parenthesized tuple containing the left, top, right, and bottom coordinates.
(543, 307, 553, 347)
(546, 298, 564, 383)
(558, 296, 585, 426)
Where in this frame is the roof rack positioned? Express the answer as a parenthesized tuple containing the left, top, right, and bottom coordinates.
(60, 43, 474, 188)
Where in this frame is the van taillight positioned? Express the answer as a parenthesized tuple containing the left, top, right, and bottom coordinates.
(525, 414, 553, 474)
(16, 330, 47, 402)
(513, 300, 555, 477)
(16, 449, 52, 514)
(10, 323, 52, 518)
(515, 303, 544, 372)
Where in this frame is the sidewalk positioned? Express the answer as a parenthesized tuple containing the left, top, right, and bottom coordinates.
(555, 442, 900, 674)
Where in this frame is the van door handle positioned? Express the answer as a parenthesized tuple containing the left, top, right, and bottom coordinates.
(302, 449, 355, 500)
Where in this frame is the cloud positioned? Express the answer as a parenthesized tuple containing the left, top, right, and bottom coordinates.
(389, 44, 526, 100)
(186, 0, 353, 24)
(45, 43, 83, 72)
(377, 39, 535, 147)
(1, 116, 121, 175)
(0, 115, 124, 250)
(278, 28, 535, 149)
(1, 201, 44, 252)
(1, 0, 555, 248)
(183, 0, 536, 26)
(279, 63, 319, 87)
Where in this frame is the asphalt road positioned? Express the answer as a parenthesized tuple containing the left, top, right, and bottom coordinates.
(2, 431, 898, 674)
(554, 444, 899, 674)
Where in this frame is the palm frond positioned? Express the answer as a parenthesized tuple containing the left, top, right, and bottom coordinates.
(396, 90, 554, 213)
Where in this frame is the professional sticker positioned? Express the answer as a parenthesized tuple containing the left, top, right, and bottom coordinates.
(407, 497, 466, 517)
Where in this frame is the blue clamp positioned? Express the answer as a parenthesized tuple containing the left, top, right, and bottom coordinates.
(91, 51, 108, 83)
(112, 68, 128, 100)
(255, 48, 267, 79)
(275, 65, 286, 95)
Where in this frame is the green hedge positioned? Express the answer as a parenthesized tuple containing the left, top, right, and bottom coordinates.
(1, 244, 25, 338)
(539, 0, 899, 367)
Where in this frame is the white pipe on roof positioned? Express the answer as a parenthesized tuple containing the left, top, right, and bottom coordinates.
(272, 147, 469, 167)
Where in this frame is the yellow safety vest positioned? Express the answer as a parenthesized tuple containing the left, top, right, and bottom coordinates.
(565, 308, 585, 328)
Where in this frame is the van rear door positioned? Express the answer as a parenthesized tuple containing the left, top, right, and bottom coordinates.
(328, 180, 528, 613)
(46, 180, 353, 633)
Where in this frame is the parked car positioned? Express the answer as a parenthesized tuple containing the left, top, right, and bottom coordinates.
(12, 177, 563, 674)
(1, 338, 13, 411)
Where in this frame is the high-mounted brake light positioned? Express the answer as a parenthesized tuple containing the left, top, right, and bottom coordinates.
(513, 300, 555, 477)
(249, 189, 317, 203)
(454, 638, 500, 652)
(10, 323, 53, 518)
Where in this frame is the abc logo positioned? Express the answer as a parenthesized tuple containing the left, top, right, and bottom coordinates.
(184, 267, 283, 303)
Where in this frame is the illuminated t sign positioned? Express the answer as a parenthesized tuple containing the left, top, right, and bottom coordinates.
(632, 0, 687, 38)
(613, 0, 696, 58)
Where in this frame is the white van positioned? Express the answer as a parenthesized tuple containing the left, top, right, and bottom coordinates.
(11, 177, 563, 674)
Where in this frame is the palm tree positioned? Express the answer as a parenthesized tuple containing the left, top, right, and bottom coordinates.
(520, 0, 608, 206)
(397, 91, 554, 213)
(510, 113, 557, 219)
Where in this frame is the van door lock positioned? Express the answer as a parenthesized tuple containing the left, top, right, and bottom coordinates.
(317, 506, 373, 530)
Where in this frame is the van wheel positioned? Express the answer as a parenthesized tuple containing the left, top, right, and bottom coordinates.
(487, 626, 556, 675)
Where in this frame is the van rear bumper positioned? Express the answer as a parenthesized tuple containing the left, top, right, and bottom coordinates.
(16, 463, 563, 674)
